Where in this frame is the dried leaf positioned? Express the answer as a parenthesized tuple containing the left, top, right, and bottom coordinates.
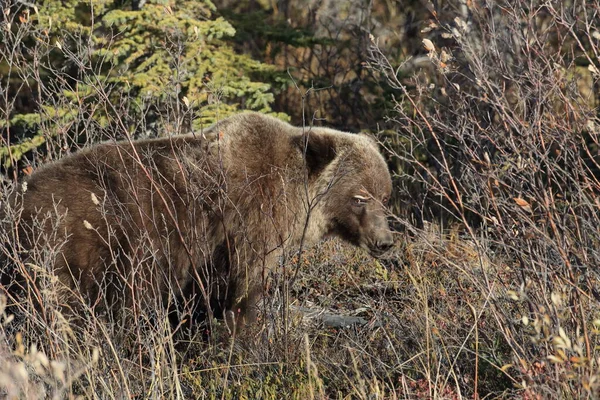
(440, 50, 451, 63)
(569, 356, 584, 364)
(506, 290, 519, 301)
(91, 192, 100, 205)
(513, 197, 531, 209)
(547, 355, 564, 364)
(422, 38, 435, 52)
(22, 165, 33, 175)
(483, 151, 491, 166)
(454, 17, 468, 31)
(500, 364, 513, 372)
(550, 292, 562, 306)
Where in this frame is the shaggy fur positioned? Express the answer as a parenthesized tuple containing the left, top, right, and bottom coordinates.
(2, 112, 393, 328)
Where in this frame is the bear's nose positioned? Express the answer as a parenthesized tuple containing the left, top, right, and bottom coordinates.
(376, 235, 394, 253)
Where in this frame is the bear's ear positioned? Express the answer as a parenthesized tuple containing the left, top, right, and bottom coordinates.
(293, 132, 337, 177)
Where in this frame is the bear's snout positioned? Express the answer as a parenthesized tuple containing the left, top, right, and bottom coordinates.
(369, 228, 394, 257)
(375, 232, 394, 253)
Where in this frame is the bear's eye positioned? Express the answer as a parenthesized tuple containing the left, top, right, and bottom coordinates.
(382, 196, 389, 205)
(353, 196, 368, 206)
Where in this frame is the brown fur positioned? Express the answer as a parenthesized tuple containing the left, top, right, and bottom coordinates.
(4, 112, 393, 327)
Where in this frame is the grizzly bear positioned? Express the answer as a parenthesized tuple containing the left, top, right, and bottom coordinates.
(1, 112, 393, 329)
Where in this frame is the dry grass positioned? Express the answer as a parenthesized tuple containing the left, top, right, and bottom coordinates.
(2, 220, 598, 399)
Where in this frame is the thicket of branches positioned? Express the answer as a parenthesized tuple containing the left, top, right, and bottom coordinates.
(1, 0, 600, 398)
(369, 0, 600, 397)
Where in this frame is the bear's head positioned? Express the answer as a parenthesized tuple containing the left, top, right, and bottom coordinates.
(295, 130, 394, 258)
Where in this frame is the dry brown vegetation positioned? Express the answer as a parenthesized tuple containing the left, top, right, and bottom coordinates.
(2, 0, 600, 398)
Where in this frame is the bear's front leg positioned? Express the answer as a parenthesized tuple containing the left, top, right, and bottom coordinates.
(225, 284, 259, 335)
(222, 239, 276, 334)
